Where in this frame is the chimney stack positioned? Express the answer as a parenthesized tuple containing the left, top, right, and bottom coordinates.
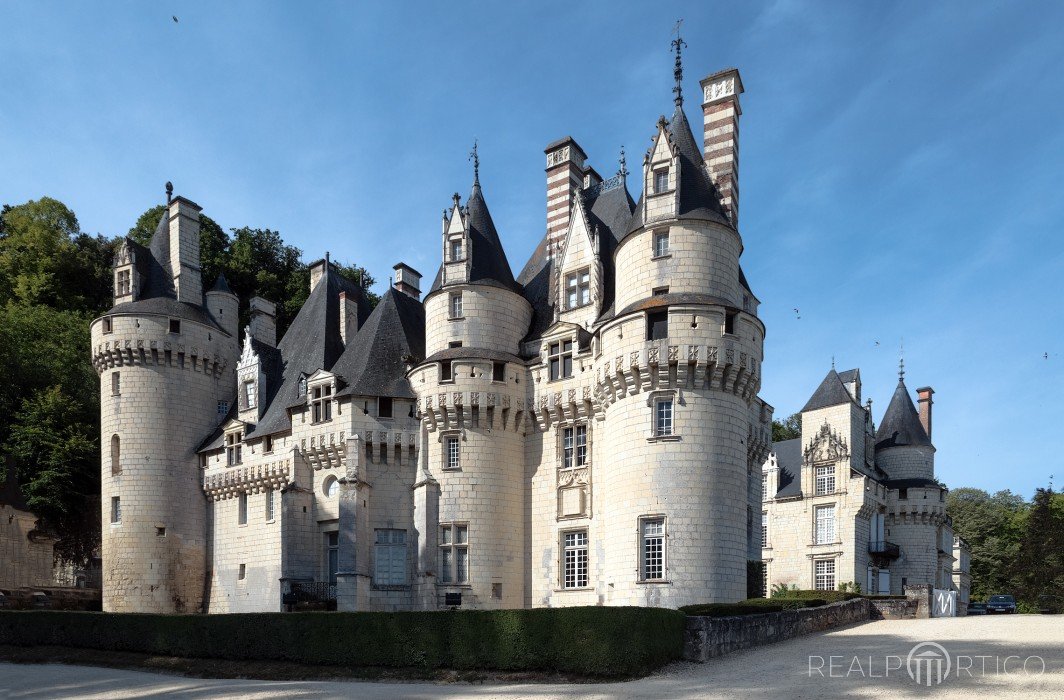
(339, 291, 360, 345)
(167, 195, 203, 304)
(700, 68, 744, 228)
(248, 297, 277, 347)
(393, 263, 422, 299)
(309, 253, 331, 293)
(544, 136, 588, 250)
(916, 386, 934, 440)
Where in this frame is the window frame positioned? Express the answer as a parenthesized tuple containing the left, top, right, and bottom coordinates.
(561, 528, 589, 589)
(639, 516, 667, 582)
(244, 380, 256, 410)
(646, 310, 668, 341)
(449, 239, 463, 262)
(110, 434, 121, 475)
(653, 168, 669, 194)
(814, 559, 836, 591)
(378, 396, 393, 419)
(111, 371, 121, 396)
(814, 504, 836, 545)
(226, 430, 243, 466)
(564, 268, 591, 310)
(761, 510, 768, 548)
(449, 292, 464, 319)
(265, 488, 275, 522)
(654, 398, 674, 437)
(311, 383, 333, 423)
(374, 528, 408, 587)
(168, 319, 181, 334)
(116, 269, 132, 296)
(547, 339, 574, 381)
(443, 433, 461, 470)
(492, 361, 506, 383)
(110, 496, 121, 524)
(814, 464, 836, 495)
(561, 423, 588, 470)
(652, 230, 670, 258)
(438, 523, 469, 585)
(237, 492, 248, 526)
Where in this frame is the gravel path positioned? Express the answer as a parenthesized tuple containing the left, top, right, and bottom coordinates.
(2, 615, 1061, 699)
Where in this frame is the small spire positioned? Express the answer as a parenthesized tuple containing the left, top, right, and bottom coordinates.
(325, 251, 331, 267)
(671, 20, 687, 107)
(165, 181, 173, 204)
(898, 340, 905, 381)
(469, 139, 480, 186)
(831, 355, 836, 370)
(618, 146, 628, 178)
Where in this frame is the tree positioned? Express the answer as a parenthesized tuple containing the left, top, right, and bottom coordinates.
(1011, 487, 1064, 606)
(772, 413, 801, 442)
(948, 487, 1027, 600)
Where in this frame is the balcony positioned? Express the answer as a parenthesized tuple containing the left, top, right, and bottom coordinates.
(283, 580, 337, 611)
(868, 540, 900, 559)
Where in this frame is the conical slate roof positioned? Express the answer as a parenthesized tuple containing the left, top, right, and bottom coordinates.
(210, 273, 234, 294)
(875, 380, 932, 451)
(801, 368, 858, 412)
(429, 182, 520, 295)
(332, 288, 425, 400)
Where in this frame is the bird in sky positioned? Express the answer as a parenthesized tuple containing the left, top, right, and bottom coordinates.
(172, 16, 179, 23)
(793, 308, 800, 320)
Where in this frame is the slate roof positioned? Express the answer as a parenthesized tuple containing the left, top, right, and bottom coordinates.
(801, 368, 860, 412)
(837, 368, 859, 385)
(247, 267, 370, 438)
(883, 477, 941, 490)
(771, 438, 802, 498)
(422, 347, 525, 366)
(875, 380, 933, 451)
(428, 182, 520, 296)
(210, 273, 234, 294)
(332, 288, 425, 400)
(625, 106, 731, 238)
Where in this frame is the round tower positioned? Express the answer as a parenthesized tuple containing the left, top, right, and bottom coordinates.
(91, 195, 239, 613)
(874, 377, 935, 480)
(413, 181, 533, 609)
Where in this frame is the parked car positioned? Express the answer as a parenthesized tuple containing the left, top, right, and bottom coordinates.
(986, 594, 1017, 614)
(967, 601, 987, 615)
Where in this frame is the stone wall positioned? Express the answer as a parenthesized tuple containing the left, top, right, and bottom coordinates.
(683, 598, 871, 662)
(0, 503, 54, 589)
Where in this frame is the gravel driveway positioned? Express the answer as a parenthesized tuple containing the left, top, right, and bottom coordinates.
(1, 615, 1061, 699)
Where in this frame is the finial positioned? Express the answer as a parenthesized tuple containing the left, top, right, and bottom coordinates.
(831, 355, 835, 370)
(898, 340, 905, 381)
(671, 20, 687, 107)
(469, 139, 480, 186)
(452, 192, 461, 206)
(618, 146, 628, 178)
(325, 251, 330, 267)
(165, 181, 173, 204)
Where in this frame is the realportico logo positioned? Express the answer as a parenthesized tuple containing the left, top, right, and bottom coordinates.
(808, 640, 1046, 685)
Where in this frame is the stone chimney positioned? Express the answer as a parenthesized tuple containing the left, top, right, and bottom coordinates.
(309, 254, 331, 293)
(339, 291, 360, 345)
(700, 68, 744, 228)
(916, 386, 934, 439)
(167, 195, 203, 304)
(393, 262, 422, 299)
(544, 136, 587, 251)
(248, 297, 277, 347)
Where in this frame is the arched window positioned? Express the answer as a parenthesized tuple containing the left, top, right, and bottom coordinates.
(110, 434, 121, 475)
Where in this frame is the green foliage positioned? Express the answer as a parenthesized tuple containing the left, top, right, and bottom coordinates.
(948, 487, 1027, 600)
(0, 607, 684, 678)
(772, 413, 801, 442)
(776, 589, 863, 602)
(838, 581, 862, 594)
(680, 598, 825, 616)
(1012, 487, 1064, 605)
(770, 582, 799, 598)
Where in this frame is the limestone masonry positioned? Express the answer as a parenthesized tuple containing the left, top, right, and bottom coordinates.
(90, 59, 967, 613)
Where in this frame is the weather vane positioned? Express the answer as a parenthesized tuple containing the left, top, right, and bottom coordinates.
(671, 20, 687, 107)
(469, 139, 480, 185)
(619, 146, 628, 177)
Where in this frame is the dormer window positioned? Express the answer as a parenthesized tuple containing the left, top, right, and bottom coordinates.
(654, 169, 669, 194)
(226, 430, 243, 466)
(243, 380, 256, 410)
(548, 340, 573, 380)
(565, 269, 590, 309)
(116, 269, 131, 296)
(449, 239, 463, 262)
(311, 384, 333, 423)
(298, 376, 308, 397)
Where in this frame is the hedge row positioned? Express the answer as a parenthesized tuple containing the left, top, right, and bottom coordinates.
(774, 590, 864, 603)
(0, 606, 685, 678)
(679, 598, 826, 617)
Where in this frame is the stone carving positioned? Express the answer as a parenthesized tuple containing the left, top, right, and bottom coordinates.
(803, 421, 850, 465)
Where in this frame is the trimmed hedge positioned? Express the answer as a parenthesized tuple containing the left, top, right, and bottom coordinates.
(774, 590, 863, 603)
(680, 598, 826, 617)
(0, 606, 684, 678)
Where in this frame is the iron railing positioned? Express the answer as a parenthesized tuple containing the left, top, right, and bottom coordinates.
(289, 580, 336, 603)
(868, 541, 901, 558)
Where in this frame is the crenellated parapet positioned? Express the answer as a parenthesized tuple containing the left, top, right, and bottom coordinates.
(91, 336, 229, 377)
(421, 389, 531, 433)
(203, 457, 292, 501)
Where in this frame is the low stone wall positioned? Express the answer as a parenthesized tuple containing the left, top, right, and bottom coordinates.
(684, 598, 870, 662)
(868, 597, 916, 619)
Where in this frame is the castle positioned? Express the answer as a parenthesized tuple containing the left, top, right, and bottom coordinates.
(89, 51, 964, 615)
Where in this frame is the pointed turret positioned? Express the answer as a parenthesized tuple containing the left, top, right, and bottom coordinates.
(875, 379, 933, 451)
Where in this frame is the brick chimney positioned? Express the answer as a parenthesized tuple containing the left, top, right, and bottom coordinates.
(544, 136, 587, 251)
(916, 386, 934, 440)
(393, 262, 422, 299)
(167, 195, 203, 304)
(700, 68, 744, 228)
(248, 296, 277, 347)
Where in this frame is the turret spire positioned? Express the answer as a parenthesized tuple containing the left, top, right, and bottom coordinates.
(671, 20, 687, 107)
(618, 146, 628, 178)
(469, 138, 480, 186)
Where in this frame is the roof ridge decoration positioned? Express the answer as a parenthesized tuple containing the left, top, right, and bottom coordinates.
(671, 19, 687, 107)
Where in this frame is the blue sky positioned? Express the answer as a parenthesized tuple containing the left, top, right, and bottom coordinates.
(2, 1, 1061, 498)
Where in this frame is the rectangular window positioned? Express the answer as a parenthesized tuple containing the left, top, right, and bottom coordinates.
(238, 563, 246, 580)
(761, 472, 768, 500)
(654, 169, 669, 194)
(653, 231, 670, 257)
(724, 310, 738, 336)
(169, 319, 180, 334)
(312, 384, 333, 422)
(226, 431, 242, 466)
(562, 530, 589, 589)
(111, 372, 121, 396)
(244, 381, 256, 409)
(492, 361, 505, 382)
(326, 531, 339, 585)
(439, 524, 468, 584)
(238, 493, 248, 525)
(652, 286, 669, 296)
(265, 489, 275, 521)
(449, 239, 462, 261)
(899, 488, 908, 500)
(815, 559, 836, 591)
(378, 396, 393, 418)
(565, 268, 591, 309)
(264, 435, 274, 453)
(647, 310, 668, 340)
(440, 360, 453, 382)
(374, 529, 408, 586)
(815, 465, 835, 495)
(217, 400, 229, 419)
(449, 293, 463, 319)
(102, 317, 113, 334)
(761, 511, 768, 547)
(655, 399, 674, 437)
(641, 517, 666, 581)
(547, 340, 574, 380)
(444, 435, 460, 470)
(562, 424, 588, 469)
(116, 269, 131, 296)
(814, 504, 836, 545)
(110, 496, 121, 524)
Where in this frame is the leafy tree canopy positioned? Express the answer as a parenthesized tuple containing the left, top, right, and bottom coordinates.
(772, 413, 801, 442)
